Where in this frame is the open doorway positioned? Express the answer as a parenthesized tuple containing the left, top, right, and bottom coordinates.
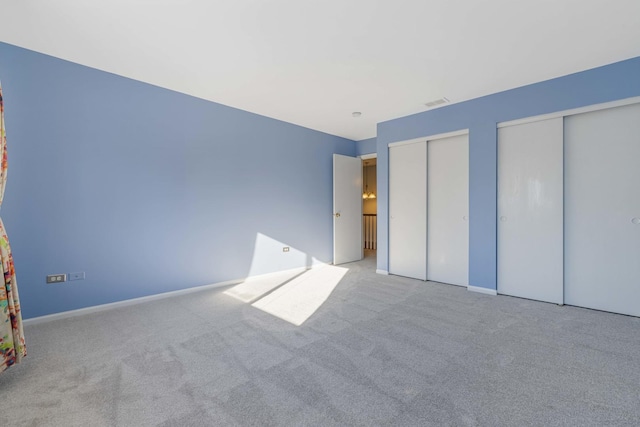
(362, 158, 377, 262)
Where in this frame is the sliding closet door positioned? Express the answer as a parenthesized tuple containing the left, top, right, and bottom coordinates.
(564, 103, 640, 317)
(427, 134, 469, 286)
(497, 118, 563, 304)
(389, 141, 427, 280)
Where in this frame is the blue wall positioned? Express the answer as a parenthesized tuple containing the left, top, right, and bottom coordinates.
(0, 43, 355, 318)
(377, 56, 640, 289)
(356, 137, 376, 156)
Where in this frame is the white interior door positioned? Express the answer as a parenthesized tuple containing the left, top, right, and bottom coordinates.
(427, 134, 469, 286)
(389, 141, 427, 280)
(333, 154, 363, 265)
(564, 103, 640, 317)
(497, 118, 564, 304)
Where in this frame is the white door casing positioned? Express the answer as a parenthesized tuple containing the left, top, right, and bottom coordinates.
(333, 154, 363, 265)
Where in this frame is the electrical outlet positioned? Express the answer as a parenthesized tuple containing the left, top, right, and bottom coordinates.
(69, 272, 85, 281)
(282, 247, 290, 252)
(46, 274, 67, 284)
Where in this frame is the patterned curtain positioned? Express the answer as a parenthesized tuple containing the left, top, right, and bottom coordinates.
(0, 82, 26, 373)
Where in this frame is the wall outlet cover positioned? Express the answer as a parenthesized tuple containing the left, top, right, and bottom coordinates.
(46, 274, 67, 283)
(69, 272, 86, 281)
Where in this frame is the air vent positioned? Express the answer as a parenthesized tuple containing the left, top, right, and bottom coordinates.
(424, 97, 450, 108)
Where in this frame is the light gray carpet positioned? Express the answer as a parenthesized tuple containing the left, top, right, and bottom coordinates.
(1, 253, 640, 426)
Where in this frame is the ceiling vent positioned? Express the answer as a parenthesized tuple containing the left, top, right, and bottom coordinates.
(424, 97, 450, 108)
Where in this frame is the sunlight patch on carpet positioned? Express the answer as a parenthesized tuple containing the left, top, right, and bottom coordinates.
(223, 268, 306, 303)
(251, 265, 348, 326)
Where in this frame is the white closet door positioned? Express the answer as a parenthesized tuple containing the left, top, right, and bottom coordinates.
(497, 118, 563, 304)
(565, 103, 640, 317)
(427, 134, 469, 286)
(389, 141, 427, 280)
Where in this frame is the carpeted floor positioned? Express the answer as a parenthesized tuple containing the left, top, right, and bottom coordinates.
(1, 253, 640, 426)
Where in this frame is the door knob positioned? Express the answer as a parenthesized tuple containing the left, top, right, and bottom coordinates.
(334, 213, 341, 218)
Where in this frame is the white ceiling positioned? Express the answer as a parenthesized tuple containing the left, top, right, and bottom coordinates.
(1, 1, 639, 141)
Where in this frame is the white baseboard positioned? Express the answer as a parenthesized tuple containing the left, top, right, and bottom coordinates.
(376, 269, 389, 275)
(467, 285, 497, 296)
(23, 266, 320, 326)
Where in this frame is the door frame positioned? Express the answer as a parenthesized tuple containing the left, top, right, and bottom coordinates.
(360, 153, 377, 257)
(332, 152, 379, 266)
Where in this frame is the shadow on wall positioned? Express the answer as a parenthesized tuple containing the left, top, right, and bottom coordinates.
(224, 233, 348, 326)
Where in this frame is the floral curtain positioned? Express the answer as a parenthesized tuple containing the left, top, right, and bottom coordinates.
(0, 82, 26, 373)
